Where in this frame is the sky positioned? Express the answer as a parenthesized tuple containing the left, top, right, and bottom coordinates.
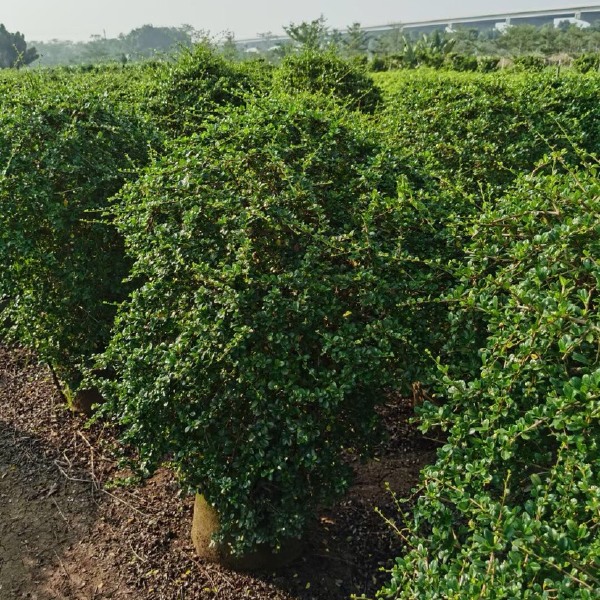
(2, 1, 592, 42)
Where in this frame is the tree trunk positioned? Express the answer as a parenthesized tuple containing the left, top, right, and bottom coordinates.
(191, 494, 303, 571)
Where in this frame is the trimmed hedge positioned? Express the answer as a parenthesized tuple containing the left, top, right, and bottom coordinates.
(0, 80, 153, 389)
(375, 70, 600, 195)
(274, 49, 382, 114)
(147, 44, 259, 136)
(379, 156, 600, 598)
(95, 90, 442, 554)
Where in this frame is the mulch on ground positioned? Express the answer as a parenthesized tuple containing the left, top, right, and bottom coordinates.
(0, 344, 437, 600)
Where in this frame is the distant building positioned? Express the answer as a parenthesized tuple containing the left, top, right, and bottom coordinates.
(553, 17, 591, 28)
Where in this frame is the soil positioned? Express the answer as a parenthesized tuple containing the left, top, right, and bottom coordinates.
(0, 344, 438, 600)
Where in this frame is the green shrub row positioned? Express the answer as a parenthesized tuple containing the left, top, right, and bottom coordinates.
(273, 49, 382, 114)
(0, 49, 441, 553)
(375, 69, 600, 196)
(0, 49, 598, 584)
(0, 46, 272, 389)
(0, 77, 155, 389)
(372, 53, 500, 73)
(379, 156, 600, 598)
(94, 90, 448, 553)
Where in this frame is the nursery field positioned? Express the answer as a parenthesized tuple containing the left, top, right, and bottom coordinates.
(0, 344, 436, 599)
(0, 50, 599, 599)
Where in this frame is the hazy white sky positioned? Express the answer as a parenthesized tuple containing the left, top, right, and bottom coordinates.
(2, 1, 591, 42)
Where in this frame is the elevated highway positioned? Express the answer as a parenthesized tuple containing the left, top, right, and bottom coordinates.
(236, 5, 600, 52)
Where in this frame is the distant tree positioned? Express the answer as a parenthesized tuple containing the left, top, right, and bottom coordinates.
(398, 31, 456, 68)
(451, 27, 480, 55)
(121, 24, 191, 58)
(284, 15, 329, 49)
(32, 26, 205, 67)
(0, 24, 38, 68)
(400, 36, 418, 68)
(255, 31, 286, 60)
(343, 22, 368, 57)
(32, 39, 81, 67)
(219, 31, 240, 61)
(422, 30, 456, 56)
(376, 26, 404, 55)
(432, 20, 600, 60)
(497, 25, 541, 54)
(537, 23, 560, 55)
(179, 24, 209, 44)
(328, 28, 344, 50)
(557, 24, 589, 55)
(83, 34, 120, 63)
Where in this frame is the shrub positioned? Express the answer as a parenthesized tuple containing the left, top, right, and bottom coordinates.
(445, 52, 478, 72)
(379, 155, 600, 598)
(385, 53, 410, 71)
(273, 49, 382, 113)
(573, 53, 600, 74)
(477, 56, 500, 73)
(370, 56, 388, 72)
(513, 54, 547, 72)
(0, 82, 153, 389)
(147, 44, 257, 136)
(96, 91, 442, 554)
(375, 70, 600, 196)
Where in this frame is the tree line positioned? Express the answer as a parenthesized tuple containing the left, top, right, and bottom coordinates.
(2, 16, 600, 69)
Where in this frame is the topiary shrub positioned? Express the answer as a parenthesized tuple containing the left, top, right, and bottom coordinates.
(96, 90, 440, 555)
(378, 155, 600, 598)
(513, 54, 547, 72)
(273, 49, 382, 114)
(444, 52, 478, 72)
(477, 56, 500, 73)
(0, 83, 154, 391)
(375, 69, 600, 197)
(147, 43, 257, 136)
(573, 53, 600, 74)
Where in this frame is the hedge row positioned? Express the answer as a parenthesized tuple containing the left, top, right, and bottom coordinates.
(379, 155, 600, 599)
(0, 76, 155, 389)
(0, 49, 598, 590)
(375, 69, 600, 599)
(94, 90, 451, 553)
(375, 69, 600, 196)
(0, 51, 442, 553)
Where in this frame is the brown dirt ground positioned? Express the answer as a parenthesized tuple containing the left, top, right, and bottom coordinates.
(0, 344, 438, 600)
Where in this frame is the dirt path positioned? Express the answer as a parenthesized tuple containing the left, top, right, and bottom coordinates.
(0, 346, 131, 599)
(0, 423, 109, 599)
(0, 345, 436, 599)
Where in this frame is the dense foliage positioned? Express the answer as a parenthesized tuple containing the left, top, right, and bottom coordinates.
(379, 158, 600, 598)
(0, 79, 153, 388)
(25, 19, 600, 71)
(273, 49, 381, 114)
(376, 69, 600, 195)
(93, 90, 446, 553)
(0, 23, 38, 68)
(1, 46, 598, 588)
(147, 44, 259, 137)
(573, 52, 600, 73)
(32, 24, 196, 67)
